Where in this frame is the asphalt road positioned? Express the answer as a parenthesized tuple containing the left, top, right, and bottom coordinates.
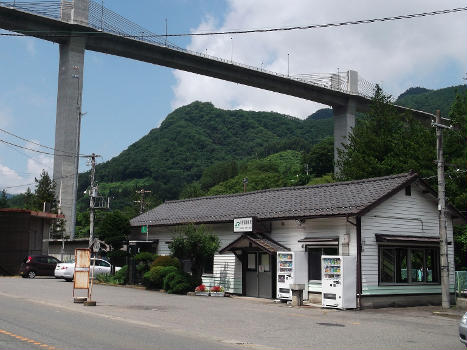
(0, 277, 464, 350)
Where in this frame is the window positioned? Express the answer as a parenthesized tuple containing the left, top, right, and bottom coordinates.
(405, 185, 412, 196)
(260, 253, 270, 272)
(379, 246, 440, 284)
(307, 247, 338, 281)
(247, 253, 257, 271)
(47, 257, 59, 264)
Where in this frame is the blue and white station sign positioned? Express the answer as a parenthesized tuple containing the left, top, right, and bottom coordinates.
(233, 217, 253, 233)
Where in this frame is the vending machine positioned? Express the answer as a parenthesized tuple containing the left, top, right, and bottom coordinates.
(321, 255, 356, 309)
(276, 251, 308, 300)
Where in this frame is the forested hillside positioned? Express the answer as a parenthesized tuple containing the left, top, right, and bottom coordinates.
(396, 85, 466, 117)
(77, 101, 333, 205)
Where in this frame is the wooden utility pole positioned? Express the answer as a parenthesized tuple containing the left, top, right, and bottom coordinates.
(433, 110, 450, 309)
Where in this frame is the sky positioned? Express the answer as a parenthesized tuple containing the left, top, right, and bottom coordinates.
(0, 0, 466, 194)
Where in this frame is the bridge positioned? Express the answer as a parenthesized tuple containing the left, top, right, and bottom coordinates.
(0, 0, 437, 238)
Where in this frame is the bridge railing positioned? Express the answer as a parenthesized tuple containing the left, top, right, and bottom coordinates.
(0, 0, 378, 99)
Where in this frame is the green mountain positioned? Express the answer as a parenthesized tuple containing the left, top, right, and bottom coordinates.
(77, 102, 333, 206)
(396, 85, 466, 117)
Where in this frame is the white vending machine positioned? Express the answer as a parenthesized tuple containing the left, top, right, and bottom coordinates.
(321, 255, 357, 309)
(276, 251, 308, 300)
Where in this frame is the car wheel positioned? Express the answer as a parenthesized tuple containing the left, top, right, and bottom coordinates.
(27, 271, 36, 279)
(65, 277, 73, 282)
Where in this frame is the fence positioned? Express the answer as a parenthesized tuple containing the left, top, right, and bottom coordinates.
(456, 271, 467, 297)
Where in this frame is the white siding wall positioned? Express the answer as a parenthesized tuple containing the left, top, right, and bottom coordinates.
(144, 219, 357, 295)
(270, 217, 357, 293)
(361, 184, 455, 296)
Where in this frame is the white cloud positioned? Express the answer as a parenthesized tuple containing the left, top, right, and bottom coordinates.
(24, 141, 54, 177)
(172, 0, 467, 118)
(0, 141, 54, 194)
(0, 164, 27, 194)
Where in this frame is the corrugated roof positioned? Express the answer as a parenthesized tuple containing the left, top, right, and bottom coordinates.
(131, 172, 419, 227)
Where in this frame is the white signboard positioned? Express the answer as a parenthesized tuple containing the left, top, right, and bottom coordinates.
(234, 217, 253, 232)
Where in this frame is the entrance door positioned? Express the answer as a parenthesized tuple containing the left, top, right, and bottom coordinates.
(245, 252, 272, 298)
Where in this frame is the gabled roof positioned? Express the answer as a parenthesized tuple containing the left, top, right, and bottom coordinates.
(130, 172, 445, 227)
(219, 234, 290, 254)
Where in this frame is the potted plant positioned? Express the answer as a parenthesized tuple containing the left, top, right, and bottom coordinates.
(194, 284, 209, 296)
(210, 285, 225, 297)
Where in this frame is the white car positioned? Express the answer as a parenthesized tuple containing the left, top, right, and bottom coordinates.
(55, 258, 120, 281)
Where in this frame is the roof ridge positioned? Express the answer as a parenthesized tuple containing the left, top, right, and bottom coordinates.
(162, 172, 416, 205)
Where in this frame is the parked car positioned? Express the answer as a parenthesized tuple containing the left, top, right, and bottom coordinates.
(55, 258, 120, 282)
(460, 312, 467, 347)
(19, 255, 61, 278)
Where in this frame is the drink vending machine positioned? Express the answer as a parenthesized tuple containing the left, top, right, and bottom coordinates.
(276, 251, 308, 300)
(321, 255, 356, 309)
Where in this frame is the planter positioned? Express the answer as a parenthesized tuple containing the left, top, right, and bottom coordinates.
(195, 291, 210, 296)
(210, 292, 225, 297)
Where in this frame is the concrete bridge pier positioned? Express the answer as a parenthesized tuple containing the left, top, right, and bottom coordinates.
(332, 70, 358, 175)
(53, 0, 88, 238)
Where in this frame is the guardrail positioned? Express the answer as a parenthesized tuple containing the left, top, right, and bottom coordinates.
(0, 0, 378, 99)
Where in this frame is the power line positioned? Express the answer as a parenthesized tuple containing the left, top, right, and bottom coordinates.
(0, 6, 465, 38)
(0, 127, 80, 156)
(164, 7, 467, 37)
(0, 137, 75, 157)
(1, 172, 78, 190)
(0, 137, 89, 158)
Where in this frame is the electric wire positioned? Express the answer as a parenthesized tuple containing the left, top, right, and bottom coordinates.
(0, 137, 77, 157)
(0, 127, 83, 156)
(1, 172, 78, 190)
(0, 6, 465, 38)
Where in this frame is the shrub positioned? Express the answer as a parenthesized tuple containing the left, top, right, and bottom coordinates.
(135, 252, 158, 278)
(96, 265, 128, 285)
(162, 270, 195, 294)
(113, 265, 128, 284)
(143, 265, 178, 289)
(151, 256, 181, 269)
(135, 252, 157, 265)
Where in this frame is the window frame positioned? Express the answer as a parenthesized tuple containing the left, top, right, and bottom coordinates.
(378, 245, 440, 286)
(306, 245, 339, 281)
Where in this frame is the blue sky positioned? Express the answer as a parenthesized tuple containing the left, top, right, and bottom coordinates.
(0, 0, 466, 193)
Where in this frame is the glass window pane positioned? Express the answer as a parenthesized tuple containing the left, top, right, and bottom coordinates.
(260, 253, 270, 272)
(380, 248, 395, 283)
(425, 248, 439, 282)
(247, 253, 256, 271)
(410, 249, 425, 282)
(396, 248, 408, 283)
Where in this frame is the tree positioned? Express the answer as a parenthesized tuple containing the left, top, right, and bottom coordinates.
(33, 170, 57, 211)
(302, 137, 334, 177)
(24, 187, 35, 210)
(336, 86, 435, 181)
(0, 190, 7, 208)
(97, 211, 130, 270)
(169, 224, 220, 285)
(444, 91, 467, 269)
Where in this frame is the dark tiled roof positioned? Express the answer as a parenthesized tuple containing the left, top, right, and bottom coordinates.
(219, 234, 290, 254)
(130, 172, 419, 227)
